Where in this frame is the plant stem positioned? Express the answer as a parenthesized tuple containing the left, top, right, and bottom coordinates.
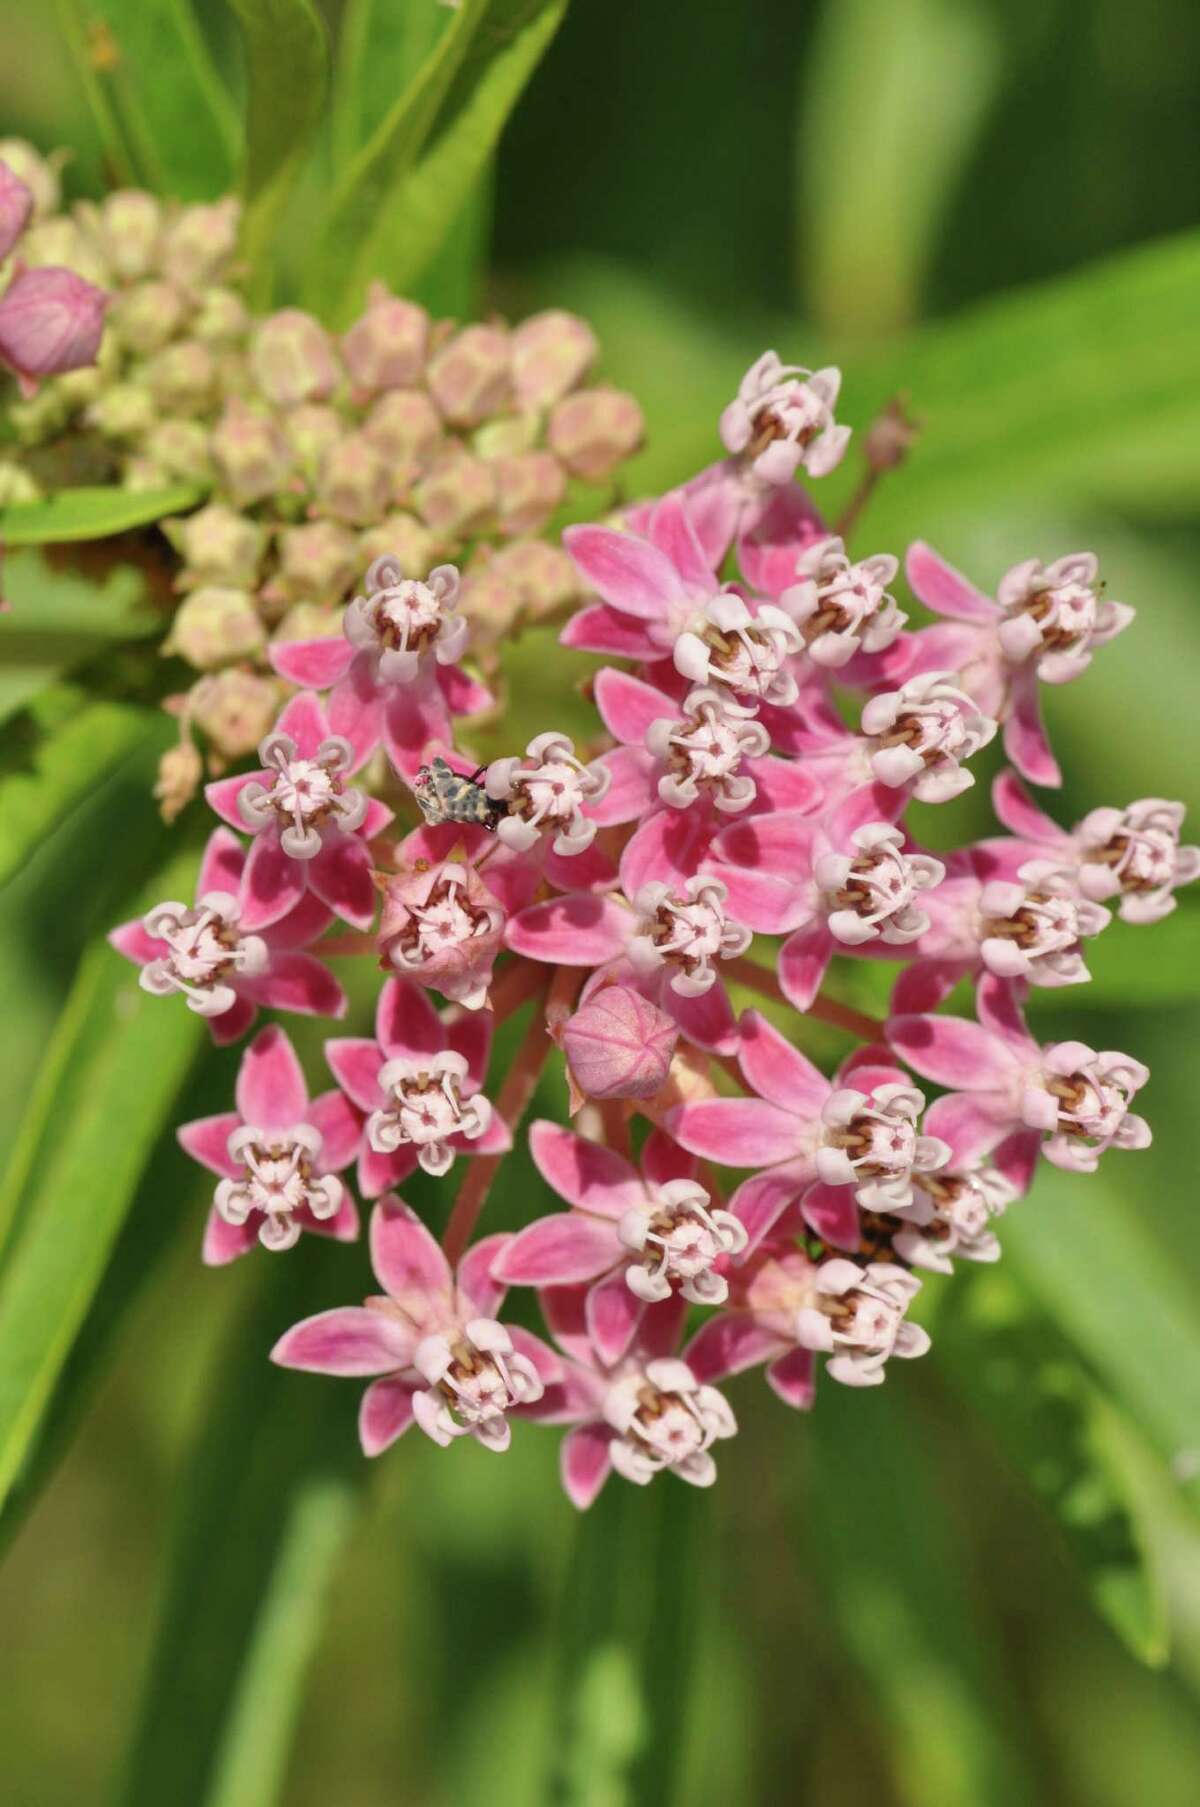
(725, 954, 884, 1042)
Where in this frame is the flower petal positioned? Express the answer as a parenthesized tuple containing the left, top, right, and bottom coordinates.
(594, 666, 679, 746)
(325, 1037, 385, 1112)
(242, 951, 347, 1020)
(529, 1119, 643, 1215)
(586, 1266, 645, 1366)
(563, 522, 686, 618)
(239, 829, 308, 932)
(559, 603, 659, 659)
(729, 1164, 809, 1252)
(1003, 668, 1061, 788)
(309, 831, 377, 931)
(800, 1179, 860, 1248)
(686, 1310, 785, 1383)
(619, 807, 713, 896)
(905, 541, 998, 623)
(495, 1212, 618, 1285)
(376, 976, 444, 1060)
(359, 1377, 418, 1455)
(506, 893, 631, 967)
(269, 635, 355, 689)
(271, 1306, 410, 1375)
(668, 1097, 803, 1166)
(887, 1013, 1019, 1090)
(765, 1346, 816, 1409)
(236, 1025, 308, 1127)
(370, 1197, 451, 1301)
(177, 1111, 242, 1179)
(738, 1010, 829, 1116)
(778, 921, 835, 1010)
(307, 1088, 364, 1170)
(196, 826, 246, 896)
(646, 489, 719, 596)
(560, 1422, 613, 1509)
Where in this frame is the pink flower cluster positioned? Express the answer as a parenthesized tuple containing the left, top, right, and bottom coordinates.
(115, 349, 1192, 1508)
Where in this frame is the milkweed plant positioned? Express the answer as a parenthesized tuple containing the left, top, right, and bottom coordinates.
(2, 100, 1196, 1504)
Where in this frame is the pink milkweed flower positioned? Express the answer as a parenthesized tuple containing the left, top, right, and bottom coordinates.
(859, 672, 997, 801)
(324, 976, 510, 1197)
(707, 787, 943, 1009)
(561, 489, 747, 663)
(0, 263, 108, 397)
(719, 353, 850, 483)
(377, 846, 506, 1010)
(889, 1159, 1016, 1273)
(667, 1011, 950, 1253)
(108, 827, 346, 1045)
(889, 972, 1151, 1176)
(903, 542, 1133, 787)
(523, 1289, 737, 1504)
(778, 534, 905, 669)
(271, 1199, 560, 1456)
(178, 1025, 361, 1263)
(560, 985, 679, 1102)
(494, 1121, 745, 1363)
(790, 1259, 930, 1386)
(485, 730, 611, 855)
(0, 160, 33, 262)
(672, 592, 803, 706)
(206, 691, 393, 933)
(993, 772, 1200, 925)
(684, 1248, 820, 1410)
(268, 555, 491, 777)
(506, 871, 748, 1054)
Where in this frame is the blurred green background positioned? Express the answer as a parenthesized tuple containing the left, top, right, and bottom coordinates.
(2, 1, 1200, 1802)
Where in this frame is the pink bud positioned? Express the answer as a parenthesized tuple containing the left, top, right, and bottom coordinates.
(413, 450, 496, 537)
(0, 265, 107, 396)
(494, 450, 566, 536)
(547, 386, 644, 480)
(562, 985, 679, 1100)
(510, 309, 598, 411)
(0, 160, 33, 262)
(210, 398, 294, 506)
(426, 323, 511, 427)
(251, 308, 341, 407)
(341, 283, 429, 393)
(315, 431, 391, 525)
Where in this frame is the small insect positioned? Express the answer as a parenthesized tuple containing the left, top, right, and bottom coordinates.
(414, 757, 509, 832)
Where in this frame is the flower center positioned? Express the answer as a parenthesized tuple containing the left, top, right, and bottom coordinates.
(411, 1320, 544, 1450)
(618, 1181, 748, 1304)
(629, 877, 751, 996)
(239, 730, 366, 858)
(140, 892, 268, 1017)
(1091, 825, 1176, 893)
(216, 1124, 341, 1252)
(1012, 576, 1098, 653)
(366, 1052, 491, 1177)
(604, 1360, 737, 1487)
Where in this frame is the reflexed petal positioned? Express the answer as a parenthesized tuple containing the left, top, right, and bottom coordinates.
(778, 921, 834, 1010)
(309, 831, 377, 931)
(370, 1198, 451, 1300)
(240, 830, 307, 932)
(236, 1025, 308, 1127)
(271, 1306, 410, 1375)
(177, 1112, 242, 1179)
(376, 976, 444, 1060)
(888, 1013, 1019, 1090)
(506, 893, 631, 966)
(243, 951, 346, 1020)
(738, 1010, 829, 1116)
(563, 523, 685, 618)
(586, 1267, 645, 1366)
(494, 1213, 618, 1285)
(686, 1310, 784, 1383)
(766, 1347, 817, 1409)
(269, 636, 355, 689)
(307, 1088, 364, 1170)
(196, 826, 246, 897)
(359, 1377, 418, 1455)
(561, 1422, 614, 1509)
(905, 542, 998, 623)
(728, 1163, 811, 1252)
(325, 1037, 385, 1112)
(667, 1096, 803, 1166)
(529, 1120, 643, 1215)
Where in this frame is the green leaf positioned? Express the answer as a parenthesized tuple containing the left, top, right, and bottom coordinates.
(799, 0, 1000, 337)
(937, 1267, 1168, 1665)
(117, 1243, 366, 1807)
(0, 855, 205, 1518)
(229, 0, 331, 296)
(54, 0, 238, 199)
(1056, 907, 1200, 1009)
(802, 1382, 1034, 1807)
(314, 0, 567, 323)
(0, 483, 205, 546)
(0, 551, 160, 724)
(204, 1478, 357, 1807)
(1001, 1169, 1200, 1522)
(330, 0, 447, 170)
(0, 693, 168, 894)
(53, 0, 139, 186)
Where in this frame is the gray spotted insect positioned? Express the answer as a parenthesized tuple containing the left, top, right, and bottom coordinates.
(414, 756, 509, 832)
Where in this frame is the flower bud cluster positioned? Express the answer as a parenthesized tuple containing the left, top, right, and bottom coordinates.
(111, 338, 1186, 1509)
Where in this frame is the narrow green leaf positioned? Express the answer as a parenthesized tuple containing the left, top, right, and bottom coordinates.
(1001, 1171, 1200, 1522)
(937, 1267, 1168, 1664)
(53, 0, 139, 185)
(117, 1243, 366, 1807)
(63, 0, 239, 200)
(229, 0, 330, 296)
(802, 1383, 1033, 1807)
(799, 0, 999, 337)
(1059, 907, 1200, 1009)
(315, 0, 567, 323)
(204, 1478, 357, 1807)
(0, 483, 205, 546)
(0, 855, 205, 1517)
(309, 0, 489, 317)
(330, 0, 447, 170)
(0, 551, 160, 723)
(0, 695, 168, 893)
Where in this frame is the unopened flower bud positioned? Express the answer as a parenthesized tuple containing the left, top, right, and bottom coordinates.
(511, 309, 597, 411)
(7, 386, 70, 444)
(0, 139, 60, 218)
(490, 540, 581, 623)
(167, 503, 266, 587)
(493, 450, 566, 536)
(164, 586, 266, 669)
(0, 160, 33, 263)
(547, 386, 643, 480)
(0, 267, 108, 394)
(315, 430, 391, 524)
(93, 189, 163, 282)
(145, 338, 217, 412)
(0, 458, 41, 505)
(251, 308, 341, 407)
(341, 283, 429, 392)
(191, 285, 250, 345)
(427, 323, 511, 426)
(160, 198, 240, 289)
(562, 986, 679, 1100)
(285, 403, 345, 481)
(362, 387, 442, 481)
(413, 449, 496, 537)
(108, 279, 187, 355)
(472, 412, 540, 460)
(274, 520, 359, 600)
(144, 418, 213, 482)
(86, 380, 156, 441)
(153, 738, 203, 822)
(190, 668, 282, 759)
(210, 398, 293, 505)
(357, 511, 439, 577)
(271, 602, 344, 646)
(19, 218, 107, 285)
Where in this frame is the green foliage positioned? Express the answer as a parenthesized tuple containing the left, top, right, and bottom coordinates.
(52, 0, 237, 198)
(0, 552, 160, 723)
(0, 691, 169, 892)
(330, 0, 448, 170)
(0, 853, 205, 1517)
(937, 1267, 1168, 1664)
(309, 0, 569, 323)
(0, 483, 207, 545)
(229, 0, 330, 299)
